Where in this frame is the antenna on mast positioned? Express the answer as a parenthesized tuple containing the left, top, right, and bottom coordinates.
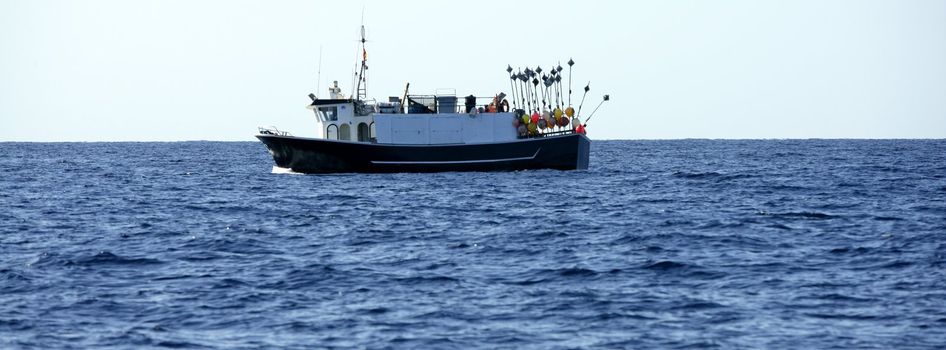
(316, 45, 322, 98)
(354, 9, 368, 101)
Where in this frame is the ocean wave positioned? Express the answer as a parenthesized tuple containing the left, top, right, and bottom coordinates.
(74, 251, 165, 266)
(3, 140, 945, 349)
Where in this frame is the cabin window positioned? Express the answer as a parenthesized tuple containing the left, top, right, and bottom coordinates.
(369, 122, 376, 140)
(339, 123, 351, 141)
(326, 124, 338, 139)
(357, 122, 370, 142)
(318, 106, 338, 121)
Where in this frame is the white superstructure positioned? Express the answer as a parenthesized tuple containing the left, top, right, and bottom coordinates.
(374, 113, 517, 145)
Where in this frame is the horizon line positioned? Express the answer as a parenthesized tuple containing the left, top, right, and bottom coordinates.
(2, 137, 945, 143)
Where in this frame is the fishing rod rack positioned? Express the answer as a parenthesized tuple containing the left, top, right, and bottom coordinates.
(504, 59, 608, 136)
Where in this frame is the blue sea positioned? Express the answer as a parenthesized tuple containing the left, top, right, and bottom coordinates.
(1, 140, 945, 349)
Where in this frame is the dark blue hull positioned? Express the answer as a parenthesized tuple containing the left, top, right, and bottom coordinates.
(256, 133, 590, 173)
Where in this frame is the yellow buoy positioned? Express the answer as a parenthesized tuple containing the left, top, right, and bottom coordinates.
(565, 106, 575, 117)
(553, 107, 563, 120)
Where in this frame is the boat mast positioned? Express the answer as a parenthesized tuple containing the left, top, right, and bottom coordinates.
(355, 25, 368, 101)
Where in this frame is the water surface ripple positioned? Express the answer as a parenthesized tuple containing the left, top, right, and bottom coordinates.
(1, 140, 945, 349)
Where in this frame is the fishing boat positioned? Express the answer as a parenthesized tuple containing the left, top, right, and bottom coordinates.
(257, 26, 608, 174)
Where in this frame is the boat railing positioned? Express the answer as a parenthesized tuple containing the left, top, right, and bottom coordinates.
(258, 126, 291, 136)
(452, 96, 515, 114)
(393, 94, 529, 114)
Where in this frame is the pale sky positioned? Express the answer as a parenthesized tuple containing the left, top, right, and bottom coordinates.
(1, 0, 944, 141)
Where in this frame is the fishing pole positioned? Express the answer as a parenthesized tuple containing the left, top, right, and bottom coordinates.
(517, 70, 527, 111)
(554, 74, 563, 129)
(530, 68, 538, 111)
(577, 82, 590, 118)
(555, 72, 565, 109)
(506, 65, 517, 110)
(535, 66, 544, 109)
(583, 94, 610, 125)
(567, 58, 574, 106)
(531, 77, 540, 113)
(522, 68, 529, 109)
(550, 65, 558, 108)
(545, 77, 556, 129)
(516, 70, 523, 112)
(521, 70, 532, 113)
